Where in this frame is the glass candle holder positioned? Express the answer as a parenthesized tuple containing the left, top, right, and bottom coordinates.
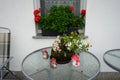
(42, 50, 49, 59)
(50, 58, 57, 68)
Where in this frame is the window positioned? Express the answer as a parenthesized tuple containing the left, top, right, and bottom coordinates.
(33, 0, 87, 38)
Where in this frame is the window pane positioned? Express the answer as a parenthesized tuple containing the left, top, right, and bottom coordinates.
(40, 0, 80, 16)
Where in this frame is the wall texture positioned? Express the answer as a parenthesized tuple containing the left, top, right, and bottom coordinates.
(0, 0, 54, 71)
(0, 0, 120, 72)
(86, 0, 120, 72)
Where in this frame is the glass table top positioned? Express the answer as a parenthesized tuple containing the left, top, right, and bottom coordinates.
(21, 47, 100, 80)
(103, 49, 120, 72)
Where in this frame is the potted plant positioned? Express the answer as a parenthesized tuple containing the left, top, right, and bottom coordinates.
(50, 32, 91, 64)
(33, 5, 86, 36)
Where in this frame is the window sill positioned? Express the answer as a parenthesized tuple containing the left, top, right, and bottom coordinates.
(33, 28, 85, 39)
(32, 35, 56, 39)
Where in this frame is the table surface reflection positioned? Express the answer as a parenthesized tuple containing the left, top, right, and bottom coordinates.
(21, 47, 100, 80)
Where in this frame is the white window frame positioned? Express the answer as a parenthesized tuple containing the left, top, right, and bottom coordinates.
(33, 0, 87, 38)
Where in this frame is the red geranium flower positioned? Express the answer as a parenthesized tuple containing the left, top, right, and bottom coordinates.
(71, 55, 80, 61)
(42, 50, 48, 53)
(33, 9, 40, 15)
(50, 58, 56, 62)
(80, 9, 86, 16)
(71, 55, 80, 66)
(70, 6, 74, 11)
(34, 16, 40, 22)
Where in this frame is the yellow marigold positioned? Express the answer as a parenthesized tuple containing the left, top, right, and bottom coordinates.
(86, 41, 90, 45)
(77, 35, 80, 38)
(71, 32, 74, 35)
(70, 36, 73, 39)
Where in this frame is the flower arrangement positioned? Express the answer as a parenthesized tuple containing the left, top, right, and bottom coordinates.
(52, 32, 90, 54)
(33, 5, 86, 34)
(50, 32, 91, 64)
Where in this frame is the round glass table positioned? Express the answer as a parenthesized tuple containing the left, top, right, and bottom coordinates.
(21, 47, 100, 80)
(103, 49, 120, 72)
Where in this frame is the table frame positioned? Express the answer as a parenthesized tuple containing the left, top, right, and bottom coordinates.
(103, 49, 120, 72)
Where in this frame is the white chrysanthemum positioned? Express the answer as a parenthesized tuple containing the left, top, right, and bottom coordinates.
(56, 35, 60, 39)
(67, 46, 71, 51)
(67, 42, 72, 47)
(73, 39, 76, 42)
(53, 47, 56, 51)
(76, 40, 79, 43)
(78, 45, 82, 48)
(58, 49, 62, 52)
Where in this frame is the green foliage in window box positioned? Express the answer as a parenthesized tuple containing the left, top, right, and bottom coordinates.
(33, 5, 86, 33)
